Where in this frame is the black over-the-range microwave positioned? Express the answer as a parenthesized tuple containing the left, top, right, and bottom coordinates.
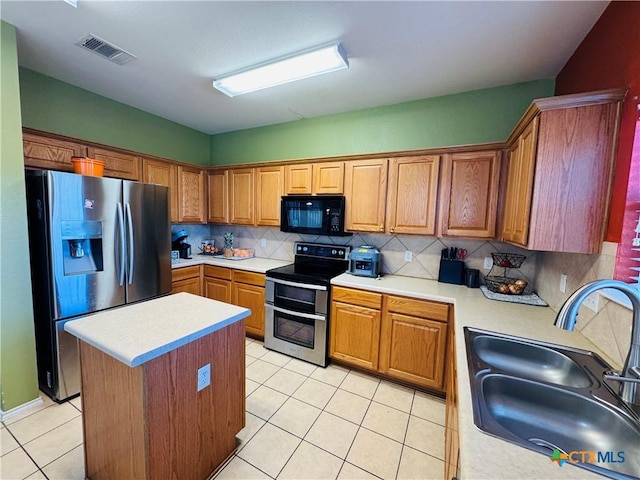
(280, 195, 351, 236)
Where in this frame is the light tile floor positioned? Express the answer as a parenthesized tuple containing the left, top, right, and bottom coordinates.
(1, 338, 446, 480)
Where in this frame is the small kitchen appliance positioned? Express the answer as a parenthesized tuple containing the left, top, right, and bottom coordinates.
(171, 229, 191, 259)
(280, 195, 351, 236)
(348, 246, 381, 278)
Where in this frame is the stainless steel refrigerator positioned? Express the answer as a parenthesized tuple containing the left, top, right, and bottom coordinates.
(25, 169, 172, 402)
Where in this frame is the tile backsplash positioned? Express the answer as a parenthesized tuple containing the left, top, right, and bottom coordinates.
(174, 224, 633, 369)
(534, 242, 633, 368)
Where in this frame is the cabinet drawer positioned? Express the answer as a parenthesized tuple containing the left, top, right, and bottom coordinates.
(386, 295, 449, 322)
(233, 270, 265, 287)
(171, 265, 200, 282)
(332, 286, 382, 309)
(203, 265, 232, 281)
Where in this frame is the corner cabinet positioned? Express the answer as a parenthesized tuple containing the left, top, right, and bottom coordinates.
(177, 165, 206, 223)
(344, 159, 388, 232)
(386, 155, 440, 235)
(207, 170, 229, 224)
(142, 158, 178, 222)
(438, 150, 501, 238)
(23, 133, 84, 172)
(330, 286, 450, 392)
(500, 88, 625, 253)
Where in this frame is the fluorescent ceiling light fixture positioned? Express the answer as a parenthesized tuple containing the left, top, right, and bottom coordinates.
(213, 43, 348, 97)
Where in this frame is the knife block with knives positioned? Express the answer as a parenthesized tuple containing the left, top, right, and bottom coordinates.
(438, 247, 465, 285)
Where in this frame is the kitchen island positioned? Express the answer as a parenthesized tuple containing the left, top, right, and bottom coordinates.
(64, 292, 250, 480)
(332, 273, 613, 480)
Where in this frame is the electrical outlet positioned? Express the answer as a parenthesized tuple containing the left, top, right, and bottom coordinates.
(583, 292, 600, 313)
(197, 363, 211, 392)
(560, 274, 567, 293)
(260, 238, 267, 248)
(404, 250, 412, 262)
(483, 257, 493, 270)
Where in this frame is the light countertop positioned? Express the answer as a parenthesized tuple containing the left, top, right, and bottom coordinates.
(171, 255, 291, 274)
(331, 273, 613, 480)
(64, 293, 250, 368)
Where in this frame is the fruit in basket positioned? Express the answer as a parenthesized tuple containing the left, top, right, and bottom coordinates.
(233, 248, 252, 258)
(498, 283, 510, 294)
(515, 279, 526, 286)
(500, 259, 512, 267)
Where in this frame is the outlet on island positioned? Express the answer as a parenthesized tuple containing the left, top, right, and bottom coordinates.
(197, 363, 211, 392)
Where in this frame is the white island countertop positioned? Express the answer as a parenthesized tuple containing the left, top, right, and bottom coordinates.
(332, 273, 618, 480)
(64, 293, 250, 368)
(171, 256, 291, 273)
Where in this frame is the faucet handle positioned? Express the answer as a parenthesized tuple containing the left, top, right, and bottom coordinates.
(604, 368, 640, 384)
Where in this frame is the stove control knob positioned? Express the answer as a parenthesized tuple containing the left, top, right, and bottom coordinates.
(332, 249, 337, 255)
(303, 246, 308, 252)
(338, 250, 344, 256)
(297, 246, 302, 252)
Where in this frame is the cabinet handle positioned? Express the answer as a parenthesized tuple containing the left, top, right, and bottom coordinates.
(380, 225, 384, 232)
(390, 227, 395, 233)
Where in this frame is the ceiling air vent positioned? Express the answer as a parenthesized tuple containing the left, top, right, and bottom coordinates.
(76, 34, 136, 65)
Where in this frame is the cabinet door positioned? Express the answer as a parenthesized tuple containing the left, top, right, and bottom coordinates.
(313, 161, 344, 194)
(229, 168, 254, 225)
(142, 158, 178, 222)
(208, 170, 229, 224)
(177, 165, 206, 223)
(87, 147, 141, 180)
(171, 277, 201, 295)
(204, 276, 232, 303)
(232, 282, 264, 338)
(379, 312, 448, 390)
(285, 164, 313, 195)
(344, 159, 388, 232)
(23, 133, 84, 172)
(386, 155, 439, 235)
(501, 118, 538, 245)
(329, 301, 380, 371)
(256, 166, 284, 226)
(439, 150, 501, 238)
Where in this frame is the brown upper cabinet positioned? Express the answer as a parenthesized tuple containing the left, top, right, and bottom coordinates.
(207, 169, 229, 224)
(142, 158, 179, 222)
(86, 146, 141, 181)
(499, 88, 625, 253)
(386, 155, 440, 235)
(177, 165, 206, 223)
(344, 158, 388, 232)
(284, 161, 344, 195)
(438, 150, 502, 238)
(255, 166, 284, 226)
(23, 133, 84, 172)
(228, 168, 254, 225)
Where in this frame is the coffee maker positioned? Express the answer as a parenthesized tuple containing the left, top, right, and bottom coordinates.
(171, 229, 191, 259)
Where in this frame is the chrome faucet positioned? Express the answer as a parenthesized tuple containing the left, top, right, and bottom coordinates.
(555, 279, 640, 406)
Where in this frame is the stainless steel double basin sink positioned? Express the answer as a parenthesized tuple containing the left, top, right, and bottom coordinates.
(464, 327, 640, 479)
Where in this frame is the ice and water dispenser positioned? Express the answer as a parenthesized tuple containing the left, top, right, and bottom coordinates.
(61, 220, 104, 275)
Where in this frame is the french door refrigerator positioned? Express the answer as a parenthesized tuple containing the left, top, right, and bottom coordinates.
(25, 169, 171, 402)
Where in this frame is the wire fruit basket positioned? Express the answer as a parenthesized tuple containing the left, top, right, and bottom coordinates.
(485, 276, 528, 295)
(491, 252, 526, 268)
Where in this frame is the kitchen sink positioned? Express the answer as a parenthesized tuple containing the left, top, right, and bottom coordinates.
(465, 328, 640, 480)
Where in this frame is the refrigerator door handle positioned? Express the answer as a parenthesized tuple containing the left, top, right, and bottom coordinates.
(117, 202, 126, 286)
(125, 202, 135, 285)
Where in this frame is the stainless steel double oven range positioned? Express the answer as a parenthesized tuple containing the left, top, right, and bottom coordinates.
(265, 242, 351, 367)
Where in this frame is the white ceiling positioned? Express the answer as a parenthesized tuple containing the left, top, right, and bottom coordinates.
(1, 1, 609, 135)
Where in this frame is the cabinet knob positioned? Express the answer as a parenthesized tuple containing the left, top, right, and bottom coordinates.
(390, 227, 395, 233)
(379, 225, 384, 232)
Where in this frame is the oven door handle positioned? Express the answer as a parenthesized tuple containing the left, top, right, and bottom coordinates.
(266, 277, 328, 291)
(265, 304, 327, 322)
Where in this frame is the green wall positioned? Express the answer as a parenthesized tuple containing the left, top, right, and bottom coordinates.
(210, 79, 555, 165)
(0, 21, 39, 412)
(19, 68, 211, 166)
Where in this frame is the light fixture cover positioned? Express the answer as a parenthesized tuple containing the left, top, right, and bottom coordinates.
(213, 43, 348, 97)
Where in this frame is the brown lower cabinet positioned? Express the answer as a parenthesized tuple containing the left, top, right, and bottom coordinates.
(200, 265, 265, 339)
(330, 286, 450, 392)
(170, 265, 201, 295)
